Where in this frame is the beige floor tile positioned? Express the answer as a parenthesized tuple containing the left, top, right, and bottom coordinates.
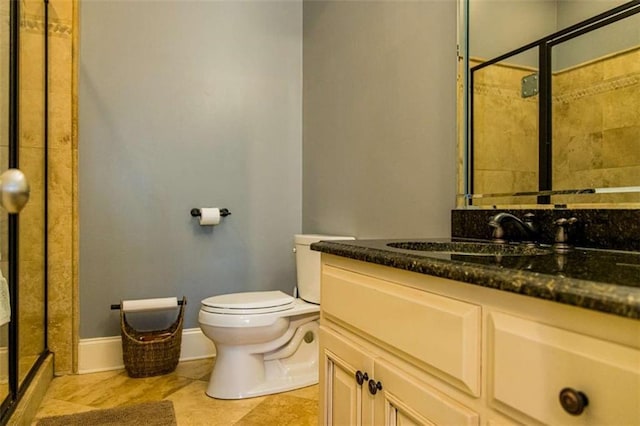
(31, 398, 95, 423)
(43, 369, 123, 401)
(281, 384, 319, 401)
(174, 358, 215, 381)
(78, 372, 193, 408)
(166, 381, 267, 426)
(234, 394, 318, 426)
(48, 370, 193, 409)
(34, 361, 317, 425)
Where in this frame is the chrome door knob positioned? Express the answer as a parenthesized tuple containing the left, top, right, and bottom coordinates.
(0, 168, 30, 213)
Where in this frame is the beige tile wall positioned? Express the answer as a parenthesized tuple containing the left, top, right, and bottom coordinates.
(47, 0, 76, 375)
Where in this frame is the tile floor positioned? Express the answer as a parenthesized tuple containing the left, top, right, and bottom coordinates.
(32, 358, 319, 425)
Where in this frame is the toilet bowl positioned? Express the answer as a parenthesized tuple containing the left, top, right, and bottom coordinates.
(198, 234, 353, 399)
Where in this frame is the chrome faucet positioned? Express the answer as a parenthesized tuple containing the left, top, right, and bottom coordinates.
(488, 212, 538, 244)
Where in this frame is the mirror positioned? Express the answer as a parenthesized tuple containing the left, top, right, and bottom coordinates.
(459, 0, 640, 206)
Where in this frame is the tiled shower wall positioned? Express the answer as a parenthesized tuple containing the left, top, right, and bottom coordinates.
(467, 47, 640, 206)
(470, 58, 538, 206)
(18, 0, 76, 375)
(552, 47, 640, 204)
(18, 0, 47, 380)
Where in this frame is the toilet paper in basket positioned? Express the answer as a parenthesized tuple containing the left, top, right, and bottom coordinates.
(121, 297, 179, 312)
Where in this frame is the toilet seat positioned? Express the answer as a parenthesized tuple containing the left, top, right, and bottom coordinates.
(201, 290, 295, 315)
(199, 298, 319, 328)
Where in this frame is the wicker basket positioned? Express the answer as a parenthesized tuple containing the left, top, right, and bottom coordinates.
(120, 297, 186, 378)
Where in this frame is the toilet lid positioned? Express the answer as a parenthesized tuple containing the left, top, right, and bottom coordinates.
(201, 290, 295, 315)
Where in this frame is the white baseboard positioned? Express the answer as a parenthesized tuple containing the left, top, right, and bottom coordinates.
(78, 328, 215, 375)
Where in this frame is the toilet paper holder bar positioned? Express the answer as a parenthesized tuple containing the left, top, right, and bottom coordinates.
(190, 208, 231, 218)
(110, 300, 185, 310)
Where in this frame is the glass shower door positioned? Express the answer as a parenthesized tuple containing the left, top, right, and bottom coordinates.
(0, 0, 48, 418)
(17, 0, 46, 388)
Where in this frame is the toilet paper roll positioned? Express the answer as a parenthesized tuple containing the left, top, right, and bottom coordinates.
(199, 208, 221, 226)
(121, 297, 178, 313)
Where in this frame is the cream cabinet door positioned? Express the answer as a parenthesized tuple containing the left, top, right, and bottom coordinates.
(320, 326, 376, 426)
(373, 358, 480, 426)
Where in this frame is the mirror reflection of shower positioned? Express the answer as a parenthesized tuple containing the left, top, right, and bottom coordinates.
(465, 0, 640, 205)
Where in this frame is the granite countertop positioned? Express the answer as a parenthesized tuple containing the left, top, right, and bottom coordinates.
(311, 238, 640, 320)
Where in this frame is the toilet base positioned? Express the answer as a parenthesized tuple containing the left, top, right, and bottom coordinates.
(206, 360, 318, 399)
(205, 320, 319, 399)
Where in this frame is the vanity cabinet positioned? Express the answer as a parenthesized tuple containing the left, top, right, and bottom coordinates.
(320, 327, 479, 426)
(319, 255, 640, 426)
(320, 327, 374, 425)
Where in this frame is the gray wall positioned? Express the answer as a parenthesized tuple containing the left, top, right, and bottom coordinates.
(555, 1, 640, 70)
(470, 0, 557, 66)
(302, 1, 457, 238)
(79, 1, 302, 337)
(469, 0, 637, 69)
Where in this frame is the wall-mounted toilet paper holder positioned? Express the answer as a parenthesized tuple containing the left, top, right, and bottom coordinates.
(190, 208, 231, 218)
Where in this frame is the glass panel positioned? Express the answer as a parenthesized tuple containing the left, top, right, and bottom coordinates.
(18, 0, 45, 387)
(551, 11, 640, 205)
(471, 47, 539, 206)
(0, 0, 10, 404)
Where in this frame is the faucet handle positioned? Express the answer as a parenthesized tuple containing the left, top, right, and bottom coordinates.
(553, 217, 577, 253)
(523, 212, 537, 237)
(554, 217, 577, 227)
(491, 224, 506, 244)
(488, 216, 506, 243)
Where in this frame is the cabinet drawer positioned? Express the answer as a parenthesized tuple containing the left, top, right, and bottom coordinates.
(489, 311, 640, 425)
(322, 265, 481, 395)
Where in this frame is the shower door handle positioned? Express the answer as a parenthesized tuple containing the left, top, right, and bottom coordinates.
(0, 168, 30, 213)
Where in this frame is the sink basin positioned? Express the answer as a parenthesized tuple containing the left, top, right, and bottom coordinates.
(386, 241, 553, 256)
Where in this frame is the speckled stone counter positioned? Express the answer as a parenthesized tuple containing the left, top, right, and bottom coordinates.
(311, 238, 640, 320)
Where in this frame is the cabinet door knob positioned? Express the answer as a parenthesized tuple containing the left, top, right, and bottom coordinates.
(559, 387, 589, 415)
(355, 370, 368, 386)
(368, 379, 383, 395)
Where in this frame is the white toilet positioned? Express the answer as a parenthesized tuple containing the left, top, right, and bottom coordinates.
(198, 234, 353, 399)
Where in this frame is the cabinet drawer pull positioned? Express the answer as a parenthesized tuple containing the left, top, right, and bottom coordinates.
(355, 370, 368, 386)
(559, 387, 589, 415)
(368, 379, 383, 395)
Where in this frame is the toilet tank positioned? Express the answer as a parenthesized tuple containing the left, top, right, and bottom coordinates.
(294, 234, 355, 304)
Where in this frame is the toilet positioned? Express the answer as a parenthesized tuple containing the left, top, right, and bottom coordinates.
(198, 234, 353, 399)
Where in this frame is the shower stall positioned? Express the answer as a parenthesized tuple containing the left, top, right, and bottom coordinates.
(0, 0, 49, 421)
